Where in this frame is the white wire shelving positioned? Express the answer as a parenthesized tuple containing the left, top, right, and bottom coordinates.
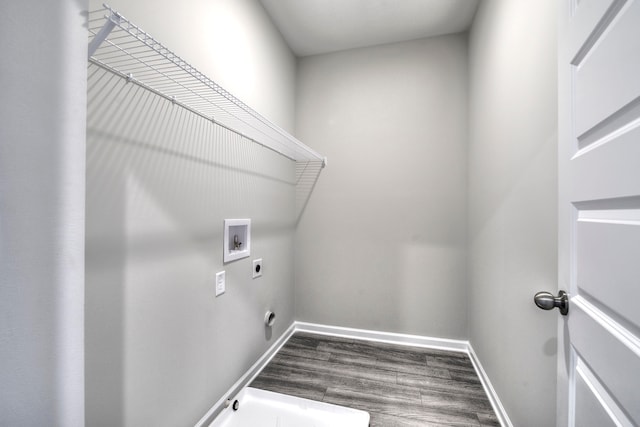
(87, 4, 326, 165)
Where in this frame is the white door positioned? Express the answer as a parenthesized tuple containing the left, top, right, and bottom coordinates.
(557, 0, 640, 425)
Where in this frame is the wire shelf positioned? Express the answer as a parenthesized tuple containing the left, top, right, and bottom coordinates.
(87, 4, 326, 164)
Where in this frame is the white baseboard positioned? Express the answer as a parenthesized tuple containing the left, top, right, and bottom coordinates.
(293, 321, 469, 353)
(467, 344, 514, 427)
(195, 321, 512, 427)
(193, 322, 296, 427)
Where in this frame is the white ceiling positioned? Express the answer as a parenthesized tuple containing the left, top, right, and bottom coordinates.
(259, 0, 480, 57)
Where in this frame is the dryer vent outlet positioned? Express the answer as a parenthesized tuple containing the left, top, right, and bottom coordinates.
(264, 311, 275, 327)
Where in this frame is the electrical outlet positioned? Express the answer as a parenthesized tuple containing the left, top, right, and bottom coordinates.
(215, 271, 226, 296)
(253, 259, 263, 279)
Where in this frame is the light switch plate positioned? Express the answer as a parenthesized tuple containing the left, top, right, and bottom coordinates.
(215, 271, 225, 296)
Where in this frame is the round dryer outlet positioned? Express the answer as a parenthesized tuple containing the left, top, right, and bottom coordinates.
(252, 258, 263, 279)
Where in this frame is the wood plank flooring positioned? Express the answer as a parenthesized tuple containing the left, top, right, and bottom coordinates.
(250, 332, 500, 426)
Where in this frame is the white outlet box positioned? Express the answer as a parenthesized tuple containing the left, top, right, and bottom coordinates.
(253, 258, 263, 279)
(223, 219, 251, 263)
(215, 271, 226, 296)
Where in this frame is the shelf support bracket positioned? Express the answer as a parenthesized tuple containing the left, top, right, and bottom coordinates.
(88, 10, 121, 59)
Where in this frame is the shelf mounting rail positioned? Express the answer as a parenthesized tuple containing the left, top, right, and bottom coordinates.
(87, 4, 326, 166)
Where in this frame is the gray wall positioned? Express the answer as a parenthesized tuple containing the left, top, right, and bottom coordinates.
(467, 0, 558, 425)
(0, 0, 87, 425)
(294, 35, 468, 339)
(85, 1, 298, 426)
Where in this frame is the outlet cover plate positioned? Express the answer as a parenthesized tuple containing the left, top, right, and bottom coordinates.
(253, 258, 263, 279)
(215, 271, 226, 296)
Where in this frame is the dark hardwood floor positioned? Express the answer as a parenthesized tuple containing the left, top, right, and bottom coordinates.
(250, 332, 500, 426)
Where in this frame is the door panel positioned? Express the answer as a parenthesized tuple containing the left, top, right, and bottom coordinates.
(574, 375, 617, 427)
(577, 217, 640, 328)
(568, 0, 619, 59)
(572, 127, 640, 200)
(573, 0, 640, 137)
(570, 301, 640, 423)
(559, 0, 640, 425)
(575, 360, 630, 426)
